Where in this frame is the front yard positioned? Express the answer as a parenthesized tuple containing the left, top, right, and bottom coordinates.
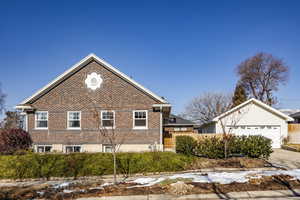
(2, 169, 300, 199)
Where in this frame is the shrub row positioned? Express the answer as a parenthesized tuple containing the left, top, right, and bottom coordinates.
(0, 152, 194, 180)
(176, 135, 273, 159)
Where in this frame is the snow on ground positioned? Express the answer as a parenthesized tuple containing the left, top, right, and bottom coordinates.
(53, 182, 72, 189)
(131, 169, 300, 186)
(133, 177, 166, 186)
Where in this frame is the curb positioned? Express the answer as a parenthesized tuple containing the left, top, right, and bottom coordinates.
(77, 189, 300, 199)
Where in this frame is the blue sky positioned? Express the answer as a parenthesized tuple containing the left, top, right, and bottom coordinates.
(1, 0, 300, 115)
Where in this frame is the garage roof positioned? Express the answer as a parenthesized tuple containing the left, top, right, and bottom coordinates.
(213, 98, 294, 122)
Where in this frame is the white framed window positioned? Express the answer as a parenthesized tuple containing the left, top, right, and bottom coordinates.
(101, 111, 115, 128)
(19, 113, 28, 131)
(36, 145, 52, 153)
(133, 110, 148, 129)
(65, 145, 81, 153)
(67, 111, 81, 129)
(103, 144, 113, 153)
(35, 111, 48, 129)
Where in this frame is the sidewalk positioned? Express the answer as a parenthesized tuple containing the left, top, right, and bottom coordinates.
(77, 189, 300, 200)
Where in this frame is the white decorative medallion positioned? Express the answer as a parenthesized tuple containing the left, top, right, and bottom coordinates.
(85, 72, 103, 90)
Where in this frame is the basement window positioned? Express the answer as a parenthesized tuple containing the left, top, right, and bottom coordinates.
(103, 145, 113, 153)
(65, 146, 81, 153)
(36, 145, 52, 153)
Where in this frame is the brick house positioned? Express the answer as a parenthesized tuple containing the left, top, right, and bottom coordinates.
(16, 54, 171, 153)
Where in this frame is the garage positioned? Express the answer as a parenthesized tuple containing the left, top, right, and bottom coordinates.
(228, 125, 281, 148)
(200, 98, 294, 149)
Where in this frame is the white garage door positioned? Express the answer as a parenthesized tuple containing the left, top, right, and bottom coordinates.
(228, 125, 281, 148)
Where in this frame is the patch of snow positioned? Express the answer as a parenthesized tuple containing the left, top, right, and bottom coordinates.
(130, 169, 300, 186)
(89, 186, 103, 190)
(63, 189, 74, 193)
(53, 182, 71, 189)
(170, 171, 256, 184)
(131, 177, 166, 187)
(133, 178, 156, 185)
(37, 191, 44, 196)
(101, 182, 113, 187)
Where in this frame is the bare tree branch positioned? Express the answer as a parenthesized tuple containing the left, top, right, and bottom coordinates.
(182, 92, 232, 125)
(236, 52, 289, 106)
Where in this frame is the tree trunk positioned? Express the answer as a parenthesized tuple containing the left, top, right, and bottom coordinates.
(113, 149, 117, 184)
(224, 139, 228, 159)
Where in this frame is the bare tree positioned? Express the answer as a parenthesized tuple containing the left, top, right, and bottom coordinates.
(217, 107, 249, 158)
(237, 52, 289, 106)
(0, 111, 20, 129)
(183, 92, 232, 124)
(86, 84, 129, 184)
(0, 83, 5, 115)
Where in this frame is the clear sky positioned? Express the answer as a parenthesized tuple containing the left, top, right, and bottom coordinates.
(1, 0, 300, 115)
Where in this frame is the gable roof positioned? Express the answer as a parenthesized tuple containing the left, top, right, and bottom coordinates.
(17, 53, 168, 106)
(165, 114, 196, 126)
(212, 98, 294, 122)
(290, 112, 300, 119)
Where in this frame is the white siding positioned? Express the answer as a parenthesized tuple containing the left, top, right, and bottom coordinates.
(214, 102, 289, 148)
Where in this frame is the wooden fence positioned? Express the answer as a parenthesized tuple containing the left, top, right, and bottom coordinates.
(288, 124, 300, 144)
(163, 132, 222, 150)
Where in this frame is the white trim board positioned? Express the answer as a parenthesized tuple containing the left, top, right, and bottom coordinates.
(212, 98, 294, 122)
(18, 53, 168, 105)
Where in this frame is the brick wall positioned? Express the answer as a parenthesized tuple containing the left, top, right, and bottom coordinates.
(26, 60, 163, 145)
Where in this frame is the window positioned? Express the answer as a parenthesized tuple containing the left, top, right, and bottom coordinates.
(68, 111, 81, 129)
(101, 111, 115, 128)
(65, 146, 81, 153)
(35, 111, 48, 129)
(19, 113, 27, 131)
(103, 145, 113, 153)
(36, 145, 52, 153)
(133, 110, 148, 129)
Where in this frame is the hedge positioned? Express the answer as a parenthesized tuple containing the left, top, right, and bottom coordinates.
(177, 135, 273, 159)
(0, 152, 194, 180)
(176, 136, 197, 156)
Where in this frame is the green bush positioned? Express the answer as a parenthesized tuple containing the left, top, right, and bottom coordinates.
(195, 136, 225, 159)
(0, 152, 194, 180)
(194, 135, 273, 159)
(240, 135, 273, 159)
(176, 136, 197, 156)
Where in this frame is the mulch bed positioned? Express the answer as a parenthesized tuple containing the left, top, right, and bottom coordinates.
(1, 175, 300, 199)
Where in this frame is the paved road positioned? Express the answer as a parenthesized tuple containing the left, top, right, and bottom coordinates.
(269, 149, 300, 169)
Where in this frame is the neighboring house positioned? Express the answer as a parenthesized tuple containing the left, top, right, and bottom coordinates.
(164, 114, 196, 133)
(16, 54, 171, 153)
(290, 112, 300, 124)
(200, 98, 294, 148)
(163, 114, 197, 150)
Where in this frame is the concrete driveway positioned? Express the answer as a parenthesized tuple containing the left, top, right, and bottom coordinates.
(269, 149, 300, 169)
